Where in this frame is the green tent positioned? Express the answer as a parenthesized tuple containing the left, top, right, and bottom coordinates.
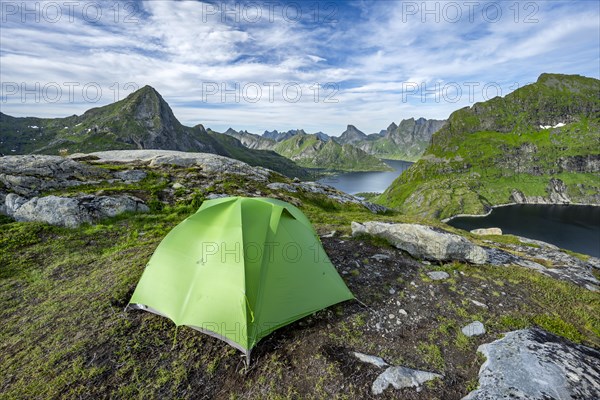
(128, 196, 353, 362)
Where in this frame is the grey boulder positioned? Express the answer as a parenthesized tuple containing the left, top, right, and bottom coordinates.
(372, 366, 442, 395)
(4, 193, 148, 228)
(352, 221, 488, 264)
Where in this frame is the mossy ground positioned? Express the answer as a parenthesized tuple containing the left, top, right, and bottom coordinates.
(1, 169, 599, 399)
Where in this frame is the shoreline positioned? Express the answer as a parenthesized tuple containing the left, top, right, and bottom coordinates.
(442, 202, 600, 223)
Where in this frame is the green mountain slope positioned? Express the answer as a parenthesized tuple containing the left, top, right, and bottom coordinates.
(273, 133, 392, 171)
(0, 87, 307, 179)
(377, 73, 600, 219)
(205, 130, 308, 179)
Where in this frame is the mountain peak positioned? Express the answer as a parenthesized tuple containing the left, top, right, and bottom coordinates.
(337, 124, 367, 145)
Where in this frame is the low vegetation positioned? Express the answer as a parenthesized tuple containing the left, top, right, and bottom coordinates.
(1, 161, 599, 399)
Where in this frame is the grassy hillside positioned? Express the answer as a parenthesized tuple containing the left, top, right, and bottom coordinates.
(377, 74, 600, 219)
(273, 134, 392, 172)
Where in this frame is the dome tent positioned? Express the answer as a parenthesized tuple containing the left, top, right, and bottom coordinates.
(128, 196, 354, 364)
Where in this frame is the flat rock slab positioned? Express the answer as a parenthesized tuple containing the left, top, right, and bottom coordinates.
(463, 328, 600, 400)
(427, 271, 450, 280)
(352, 221, 488, 264)
(461, 321, 486, 337)
(72, 150, 271, 181)
(470, 227, 502, 235)
(372, 366, 442, 395)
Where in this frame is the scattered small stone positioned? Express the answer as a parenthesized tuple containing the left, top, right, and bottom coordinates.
(421, 260, 431, 265)
(172, 182, 184, 190)
(352, 352, 389, 368)
(388, 314, 395, 319)
(470, 227, 502, 236)
(471, 300, 488, 308)
(321, 230, 336, 238)
(462, 321, 486, 337)
(427, 271, 450, 280)
(410, 281, 417, 287)
(372, 366, 442, 395)
(372, 254, 390, 261)
(388, 288, 396, 295)
(399, 309, 407, 316)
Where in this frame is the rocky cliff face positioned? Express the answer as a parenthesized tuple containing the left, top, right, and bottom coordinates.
(221, 128, 276, 150)
(379, 73, 600, 218)
(353, 118, 447, 161)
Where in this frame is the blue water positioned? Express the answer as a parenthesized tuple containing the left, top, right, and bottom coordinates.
(448, 204, 600, 257)
(317, 159, 412, 195)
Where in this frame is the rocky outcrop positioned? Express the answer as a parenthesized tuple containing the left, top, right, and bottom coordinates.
(463, 328, 600, 400)
(510, 178, 571, 204)
(351, 221, 488, 264)
(0, 155, 109, 196)
(485, 238, 600, 291)
(4, 193, 148, 228)
(267, 182, 388, 213)
(71, 150, 272, 181)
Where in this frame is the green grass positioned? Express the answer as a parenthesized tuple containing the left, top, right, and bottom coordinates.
(417, 343, 445, 372)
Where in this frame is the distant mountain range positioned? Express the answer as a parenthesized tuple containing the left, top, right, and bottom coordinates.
(0, 86, 308, 179)
(334, 119, 447, 161)
(216, 118, 446, 170)
(216, 128, 390, 171)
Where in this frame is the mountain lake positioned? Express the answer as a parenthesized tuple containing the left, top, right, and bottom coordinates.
(448, 204, 600, 258)
(317, 159, 412, 195)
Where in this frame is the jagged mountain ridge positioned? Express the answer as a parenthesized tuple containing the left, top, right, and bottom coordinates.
(334, 120, 446, 161)
(262, 129, 330, 142)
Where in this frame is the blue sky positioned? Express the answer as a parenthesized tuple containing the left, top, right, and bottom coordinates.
(1, 0, 599, 135)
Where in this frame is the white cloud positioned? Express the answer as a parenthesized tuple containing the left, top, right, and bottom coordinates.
(0, 0, 598, 135)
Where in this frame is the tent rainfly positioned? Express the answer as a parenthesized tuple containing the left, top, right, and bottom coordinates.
(128, 196, 354, 364)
